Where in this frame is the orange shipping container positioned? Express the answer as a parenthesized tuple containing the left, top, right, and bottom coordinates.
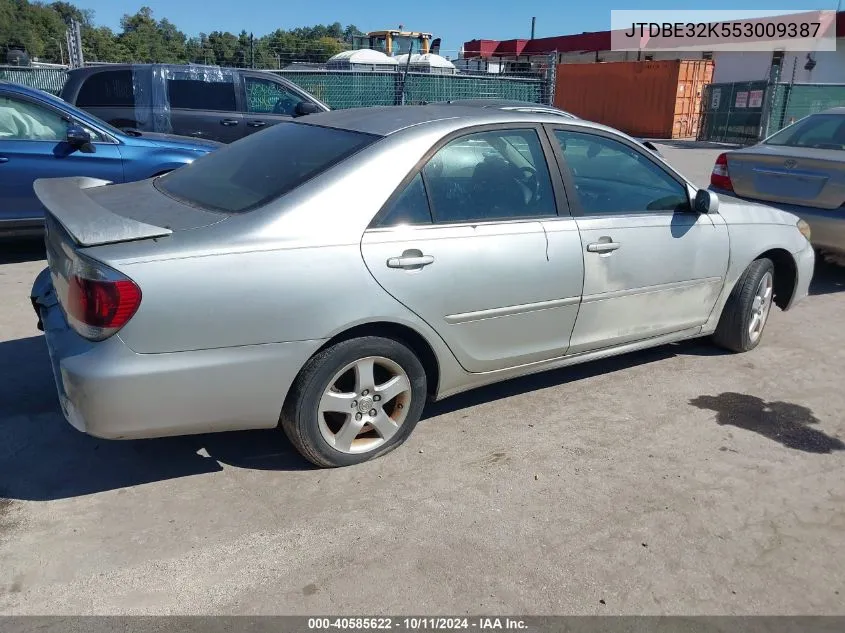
(554, 59, 714, 139)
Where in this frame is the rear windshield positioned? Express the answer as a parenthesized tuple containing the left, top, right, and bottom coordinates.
(764, 113, 845, 150)
(155, 122, 379, 213)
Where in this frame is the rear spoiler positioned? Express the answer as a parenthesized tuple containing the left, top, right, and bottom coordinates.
(34, 177, 173, 247)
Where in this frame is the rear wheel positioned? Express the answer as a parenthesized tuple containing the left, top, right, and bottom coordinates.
(712, 258, 775, 353)
(281, 336, 427, 467)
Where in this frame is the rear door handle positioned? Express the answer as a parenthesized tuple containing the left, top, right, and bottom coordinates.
(387, 255, 435, 269)
(0, 156, 8, 163)
(587, 241, 621, 253)
(220, 118, 240, 126)
(247, 120, 267, 128)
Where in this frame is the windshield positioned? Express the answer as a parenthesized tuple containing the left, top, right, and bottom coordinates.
(392, 36, 417, 55)
(764, 113, 845, 150)
(155, 122, 379, 213)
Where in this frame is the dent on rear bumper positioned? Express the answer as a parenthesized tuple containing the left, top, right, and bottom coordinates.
(39, 300, 324, 439)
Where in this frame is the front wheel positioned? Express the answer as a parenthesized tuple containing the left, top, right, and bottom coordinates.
(281, 336, 427, 467)
(712, 258, 775, 353)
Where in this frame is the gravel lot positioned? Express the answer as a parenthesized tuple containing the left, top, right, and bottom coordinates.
(1, 142, 843, 615)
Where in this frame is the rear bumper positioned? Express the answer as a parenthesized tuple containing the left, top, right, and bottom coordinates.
(31, 268, 324, 440)
(712, 189, 845, 254)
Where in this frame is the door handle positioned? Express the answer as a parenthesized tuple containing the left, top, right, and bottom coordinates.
(0, 156, 8, 163)
(587, 241, 621, 253)
(220, 118, 240, 126)
(387, 255, 435, 269)
(189, 132, 204, 137)
(247, 120, 267, 128)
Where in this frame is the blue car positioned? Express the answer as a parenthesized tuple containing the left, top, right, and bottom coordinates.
(0, 81, 221, 237)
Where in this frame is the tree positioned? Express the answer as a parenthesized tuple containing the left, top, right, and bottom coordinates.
(0, 0, 361, 67)
(343, 24, 365, 43)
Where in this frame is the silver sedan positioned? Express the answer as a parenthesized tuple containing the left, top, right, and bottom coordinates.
(709, 107, 845, 263)
(30, 105, 815, 467)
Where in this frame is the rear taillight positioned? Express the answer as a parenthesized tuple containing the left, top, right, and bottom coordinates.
(710, 153, 733, 191)
(65, 257, 141, 341)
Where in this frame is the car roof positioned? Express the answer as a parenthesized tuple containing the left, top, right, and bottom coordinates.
(300, 104, 613, 137)
(438, 98, 574, 113)
(68, 62, 240, 74)
(438, 98, 549, 108)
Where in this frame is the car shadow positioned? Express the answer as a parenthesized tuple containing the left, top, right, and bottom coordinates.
(809, 258, 845, 295)
(1, 334, 726, 501)
(0, 237, 45, 265)
(424, 337, 725, 418)
(690, 392, 844, 454)
(0, 336, 313, 502)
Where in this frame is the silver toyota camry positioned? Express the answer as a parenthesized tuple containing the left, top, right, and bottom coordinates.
(30, 105, 815, 467)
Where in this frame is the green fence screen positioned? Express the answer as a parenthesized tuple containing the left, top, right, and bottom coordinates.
(274, 71, 398, 108)
(766, 83, 845, 136)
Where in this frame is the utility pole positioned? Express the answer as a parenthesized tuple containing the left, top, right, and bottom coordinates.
(250, 32, 255, 68)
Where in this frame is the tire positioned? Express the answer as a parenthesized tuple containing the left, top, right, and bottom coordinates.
(281, 336, 427, 467)
(712, 258, 775, 353)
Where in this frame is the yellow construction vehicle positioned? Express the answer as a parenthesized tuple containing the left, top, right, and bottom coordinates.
(352, 27, 440, 56)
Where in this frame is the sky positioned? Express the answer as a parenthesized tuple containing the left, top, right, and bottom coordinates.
(72, 0, 841, 56)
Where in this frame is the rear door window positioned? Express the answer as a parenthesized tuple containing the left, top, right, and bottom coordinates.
(76, 70, 135, 107)
(421, 128, 558, 223)
(167, 79, 237, 112)
(155, 122, 379, 213)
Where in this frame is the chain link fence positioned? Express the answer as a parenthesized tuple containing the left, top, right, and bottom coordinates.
(1, 62, 554, 108)
(765, 83, 845, 136)
(697, 80, 770, 144)
(698, 80, 845, 144)
(0, 65, 67, 94)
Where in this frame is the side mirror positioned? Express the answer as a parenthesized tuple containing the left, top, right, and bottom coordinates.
(694, 188, 720, 214)
(66, 124, 92, 148)
(294, 102, 321, 117)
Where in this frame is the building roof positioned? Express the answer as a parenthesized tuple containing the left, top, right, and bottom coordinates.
(463, 11, 845, 57)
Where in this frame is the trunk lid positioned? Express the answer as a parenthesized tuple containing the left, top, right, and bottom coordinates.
(727, 145, 845, 210)
(34, 176, 227, 248)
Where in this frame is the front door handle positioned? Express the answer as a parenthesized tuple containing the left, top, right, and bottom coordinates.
(587, 241, 621, 253)
(247, 120, 267, 128)
(220, 118, 240, 126)
(387, 255, 435, 269)
(0, 156, 8, 163)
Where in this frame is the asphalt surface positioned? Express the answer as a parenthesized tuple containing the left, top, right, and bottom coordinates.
(1, 142, 843, 615)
